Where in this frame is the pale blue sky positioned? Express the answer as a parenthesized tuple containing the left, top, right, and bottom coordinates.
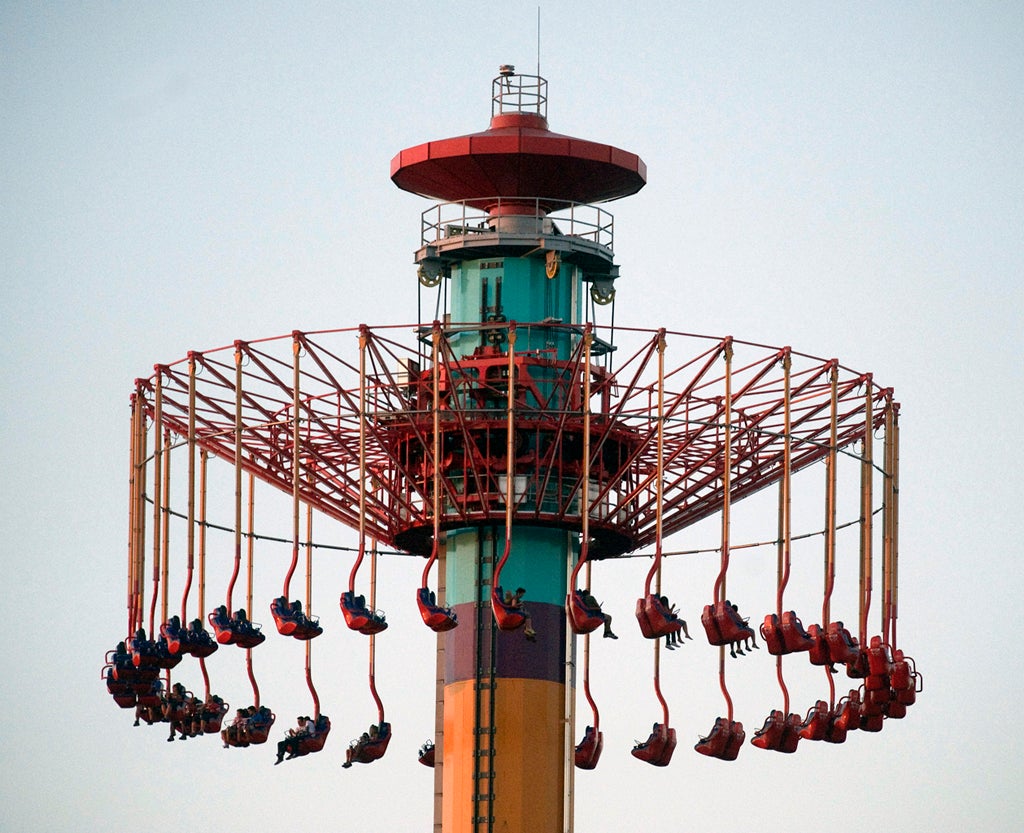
(2, 3, 1022, 831)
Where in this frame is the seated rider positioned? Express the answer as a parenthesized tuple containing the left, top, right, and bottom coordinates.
(274, 715, 314, 764)
(579, 589, 618, 639)
(660, 596, 693, 650)
(504, 587, 537, 641)
(728, 603, 759, 658)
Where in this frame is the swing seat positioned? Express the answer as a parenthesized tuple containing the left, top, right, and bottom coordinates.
(823, 714, 849, 744)
(780, 611, 815, 653)
(183, 629, 218, 657)
(491, 587, 527, 631)
(271, 597, 299, 636)
(751, 711, 800, 753)
(866, 635, 893, 677)
(418, 741, 436, 767)
(636, 594, 682, 639)
(889, 650, 912, 691)
(631, 723, 676, 767)
(417, 587, 458, 632)
(292, 617, 323, 640)
(350, 722, 391, 764)
(234, 628, 266, 649)
(154, 638, 184, 668)
(859, 712, 884, 732)
(701, 600, 754, 646)
(568, 590, 606, 636)
(806, 623, 832, 666)
(243, 710, 276, 745)
(778, 712, 802, 753)
(695, 717, 744, 761)
(760, 614, 786, 654)
(751, 710, 785, 751)
(112, 692, 137, 709)
(200, 700, 228, 733)
(575, 725, 604, 770)
(104, 667, 130, 695)
(135, 703, 163, 725)
(159, 620, 184, 655)
(163, 698, 190, 723)
(885, 699, 907, 719)
(825, 621, 860, 666)
(341, 591, 388, 634)
(859, 688, 883, 716)
(833, 691, 861, 733)
(799, 700, 830, 741)
(130, 637, 159, 668)
(295, 716, 331, 756)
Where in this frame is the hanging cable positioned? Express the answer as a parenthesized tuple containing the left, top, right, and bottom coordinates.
(491, 324, 528, 632)
(631, 330, 676, 767)
(341, 326, 388, 635)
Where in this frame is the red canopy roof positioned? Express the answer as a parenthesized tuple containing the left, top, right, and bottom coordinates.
(391, 113, 646, 207)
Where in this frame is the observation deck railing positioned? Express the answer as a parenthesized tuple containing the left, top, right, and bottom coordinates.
(419, 197, 615, 252)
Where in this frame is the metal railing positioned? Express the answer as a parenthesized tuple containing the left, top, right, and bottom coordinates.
(420, 197, 614, 251)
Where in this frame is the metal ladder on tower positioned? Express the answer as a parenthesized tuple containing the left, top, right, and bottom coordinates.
(473, 529, 498, 833)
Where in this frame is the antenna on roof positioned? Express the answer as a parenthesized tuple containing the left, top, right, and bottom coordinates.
(536, 6, 541, 77)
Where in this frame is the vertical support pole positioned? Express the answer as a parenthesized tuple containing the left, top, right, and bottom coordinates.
(822, 363, 839, 629)
(160, 427, 171, 630)
(198, 448, 208, 624)
(149, 368, 164, 638)
(127, 390, 143, 635)
(184, 354, 197, 623)
(859, 383, 874, 645)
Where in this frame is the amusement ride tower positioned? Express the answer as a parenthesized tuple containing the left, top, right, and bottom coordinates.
(106, 67, 918, 833)
(389, 66, 646, 832)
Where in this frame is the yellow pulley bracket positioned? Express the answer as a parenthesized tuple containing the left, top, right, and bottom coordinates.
(545, 250, 561, 279)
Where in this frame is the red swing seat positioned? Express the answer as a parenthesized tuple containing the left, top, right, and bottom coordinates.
(270, 597, 298, 636)
(859, 711, 884, 732)
(751, 711, 801, 753)
(208, 611, 266, 648)
(104, 668, 137, 708)
(418, 741, 436, 767)
(243, 710, 276, 744)
(417, 587, 458, 632)
(636, 594, 682, 639)
(762, 611, 815, 655)
(183, 628, 218, 657)
(891, 650, 920, 705)
(823, 694, 859, 744)
(865, 635, 893, 691)
(159, 620, 184, 655)
(575, 725, 604, 770)
(825, 621, 860, 666)
(568, 590, 606, 636)
(799, 700, 830, 741)
(200, 699, 229, 733)
(695, 717, 745, 761)
(208, 610, 237, 645)
(751, 710, 785, 751)
(780, 611, 815, 653)
(701, 600, 754, 646)
(631, 722, 676, 767)
(293, 716, 331, 756)
(341, 591, 388, 635)
(885, 699, 908, 719)
(761, 614, 785, 654)
(806, 623, 831, 666)
(491, 587, 527, 632)
(349, 722, 392, 764)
